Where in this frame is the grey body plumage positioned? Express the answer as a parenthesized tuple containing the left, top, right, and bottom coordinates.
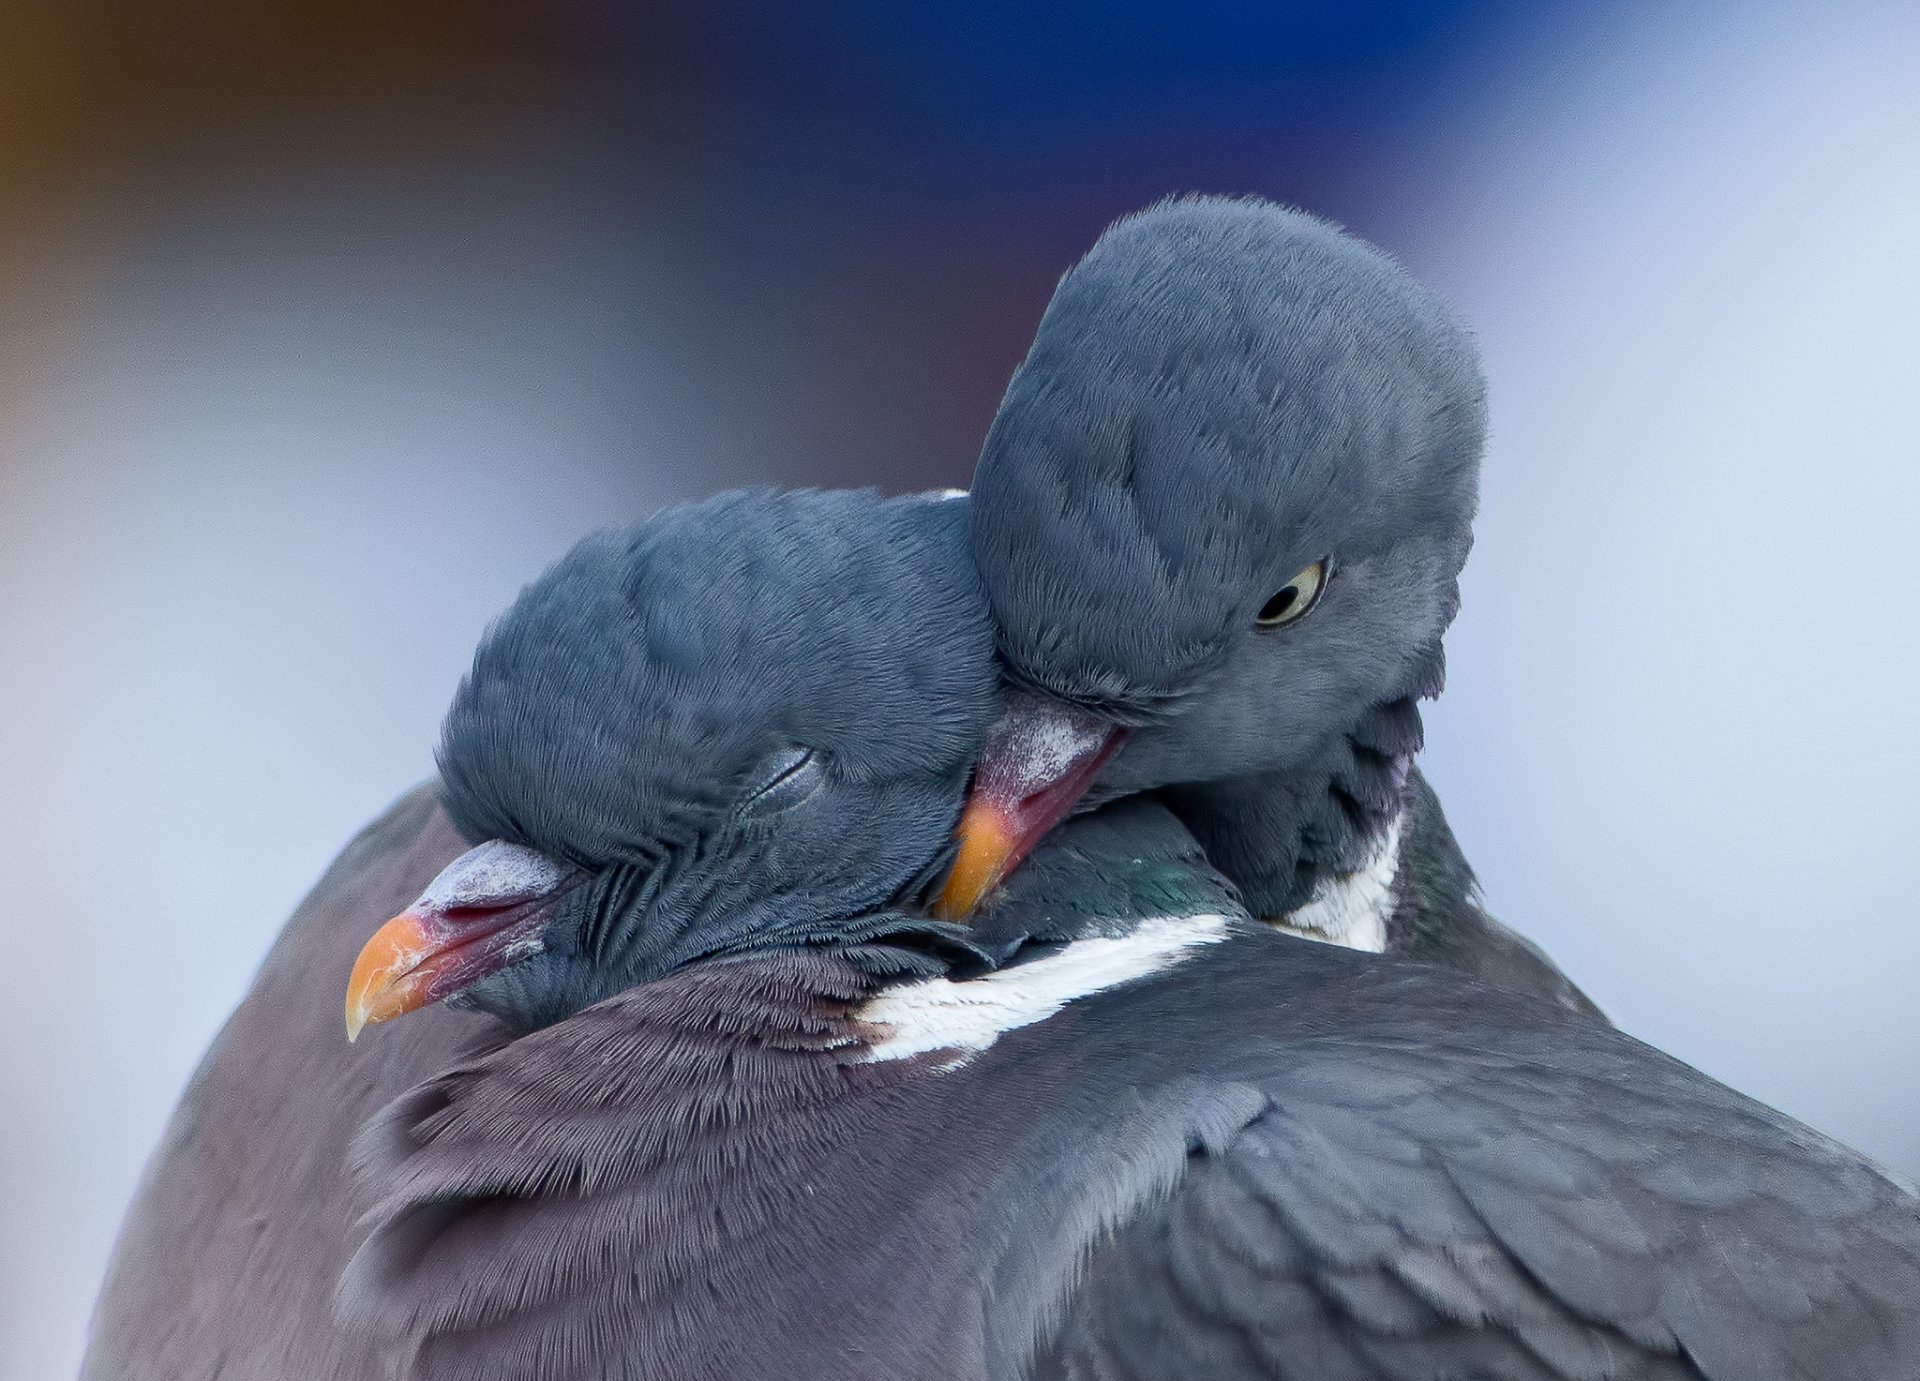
(81, 784, 477, 1381)
(329, 487, 1914, 1379)
(968, 196, 1595, 1012)
(81, 209, 1917, 1381)
(344, 804, 1920, 1380)
(81, 487, 998, 1374)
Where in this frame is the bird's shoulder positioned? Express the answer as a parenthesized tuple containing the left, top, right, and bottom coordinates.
(1392, 767, 1606, 1020)
(81, 780, 483, 1381)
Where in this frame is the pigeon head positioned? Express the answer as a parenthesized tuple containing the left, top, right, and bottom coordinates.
(938, 197, 1485, 915)
(345, 488, 998, 1036)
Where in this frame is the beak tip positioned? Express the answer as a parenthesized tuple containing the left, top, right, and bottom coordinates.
(930, 870, 992, 922)
(931, 800, 1016, 921)
(936, 704, 1124, 920)
(344, 908, 435, 1040)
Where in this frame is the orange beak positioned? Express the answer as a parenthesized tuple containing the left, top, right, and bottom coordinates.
(931, 698, 1125, 919)
(344, 839, 580, 1040)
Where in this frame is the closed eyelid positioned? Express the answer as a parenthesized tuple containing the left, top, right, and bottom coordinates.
(755, 748, 816, 792)
(736, 747, 827, 817)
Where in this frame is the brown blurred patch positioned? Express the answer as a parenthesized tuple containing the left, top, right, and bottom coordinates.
(0, 0, 605, 233)
(0, 0, 668, 459)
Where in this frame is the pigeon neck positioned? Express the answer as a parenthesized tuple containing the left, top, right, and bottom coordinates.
(965, 797, 1246, 958)
(1161, 691, 1428, 944)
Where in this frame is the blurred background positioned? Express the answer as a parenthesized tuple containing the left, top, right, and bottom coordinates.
(2, 1, 1915, 1374)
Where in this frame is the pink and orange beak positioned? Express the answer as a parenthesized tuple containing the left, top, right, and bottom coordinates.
(931, 698, 1127, 919)
(344, 839, 582, 1040)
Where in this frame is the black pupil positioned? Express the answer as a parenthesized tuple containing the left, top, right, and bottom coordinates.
(1258, 587, 1299, 622)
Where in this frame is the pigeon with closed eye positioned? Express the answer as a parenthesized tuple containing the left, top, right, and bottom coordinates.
(335, 486, 1917, 1381)
(80, 487, 993, 1381)
(940, 195, 1596, 1016)
(344, 485, 997, 1039)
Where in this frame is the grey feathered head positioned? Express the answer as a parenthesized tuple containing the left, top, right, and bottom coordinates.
(936, 198, 1488, 917)
(974, 196, 1483, 730)
(347, 488, 998, 1034)
(440, 488, 992, 866)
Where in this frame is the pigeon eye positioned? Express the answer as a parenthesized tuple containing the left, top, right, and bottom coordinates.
(738, 747, 826, 818)
(1255, 560, 1329, 629)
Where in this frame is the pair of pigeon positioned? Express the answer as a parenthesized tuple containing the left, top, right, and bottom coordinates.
(85, 200, 1918, 1380)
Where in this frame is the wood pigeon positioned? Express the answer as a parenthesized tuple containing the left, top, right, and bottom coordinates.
(941, 195, 1596, 1015)
(81, 206, 1914, 1379)
(316, 487, 1919, 1380)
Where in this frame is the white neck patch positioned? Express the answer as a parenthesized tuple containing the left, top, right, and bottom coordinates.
(1270, 809, 1405, 954)
(857, 913, 1230, 1068)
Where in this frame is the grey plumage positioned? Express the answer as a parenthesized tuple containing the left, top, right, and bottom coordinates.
(1031, 926, 1920, 1381)
(326, 487, 1914, 1379)
(973, 196, 1478, 740)
(80, 783, 481, 1380)
(342, 807, 1920, 1380)
(434, 486, 997, 1031)
(82, 487, 998, 1379)
(967, 195, 1593, 1012)
(442, 487, 992, 869)
(80, 206, 1916, 1381)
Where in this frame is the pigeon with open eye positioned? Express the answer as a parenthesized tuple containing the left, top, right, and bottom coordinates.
(940, 195, 1596, 1015)
(337, 487, 1919, 1381)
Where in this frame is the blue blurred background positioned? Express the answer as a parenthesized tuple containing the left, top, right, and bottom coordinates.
(2, 2, 1916, 1375)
